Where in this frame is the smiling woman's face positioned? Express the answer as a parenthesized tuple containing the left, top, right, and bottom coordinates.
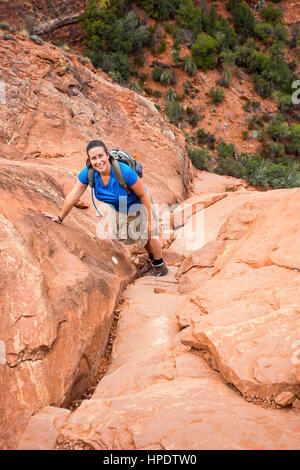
(88, 146, 110, 173)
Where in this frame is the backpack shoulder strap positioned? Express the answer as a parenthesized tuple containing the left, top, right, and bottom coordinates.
(110, 156, 132, 194)
(87, 166, 95, 188)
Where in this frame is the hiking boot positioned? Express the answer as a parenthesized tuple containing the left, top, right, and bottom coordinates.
(142, 262, 169, 277)
(139, 259, 154, 276)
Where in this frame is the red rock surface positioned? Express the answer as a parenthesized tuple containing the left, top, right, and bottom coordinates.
(0, 0, 86, 31)
(1, 2, 300, 452)
(0, 157, 137, 449)
(19, 267, 300, 450)
(178, 189, 300, 404)
(0, 33, 192, 449)
(0, 33, 192, 205)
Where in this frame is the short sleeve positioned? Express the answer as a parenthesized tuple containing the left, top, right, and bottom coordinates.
(78, 166, 89, 185)
(120, 163, 138, 187)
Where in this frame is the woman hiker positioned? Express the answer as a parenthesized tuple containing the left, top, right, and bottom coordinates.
(42, 140, 168, 277)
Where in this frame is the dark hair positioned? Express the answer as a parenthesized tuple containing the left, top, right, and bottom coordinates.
(86, 140, 108, 166)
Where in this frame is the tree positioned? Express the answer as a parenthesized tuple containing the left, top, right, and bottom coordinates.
(232, 1, 255, 39)
(136, 0, 181, 20)
(191, 33, 217, 70)
(217, 17, 237, 50)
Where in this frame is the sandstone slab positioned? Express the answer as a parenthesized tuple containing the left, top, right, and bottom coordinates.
(178, 190, 300, 403)
(0, 159, 135, 449)
(53, 268, 300, 450)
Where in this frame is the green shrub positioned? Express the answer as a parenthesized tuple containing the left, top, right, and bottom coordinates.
(151, 66, 164, 81)
(260, 4, 283, 24)
(216, 70, 230, 88)
(214, 155, 243, 179)
(158, 39, 167, 53)
(254, 76, 272, 99)
(277, 93, 293, 113)
(208, 87, 225, 105)
(133, 25, 151, 55)
(266, 115, 290, 140)
(242, 155, 300, 189)
(183, 79, 193, 95)
(241, 154, 269, 189)
(265, 161, 300, 188)
(100, 51, 131, 82)
(184, 131, 194, 143)
(128, 80, 143, 94)
(232, 1, 255, 39)
(197, 128, 216, 149)
(165, 23, 176, 35)
(144, 87, 154, 96)
(183, 55, 197, 76)
(136, 0, 181, 20)
(139, 73, 148, 83)
(191, 33, 217, 70)
(171, 44, 181, 65)
(217, 17, 237, 51)
(254, 22, 273, 43)
(165, 100, 185, 125)
(197, 128, 209, 145)
(247, 115, 264, 131)
(267, 39, 285, 57)
(134, 56, 145, 67)
(187, 146, 210, 171)
(108, 70, 124, 84)
(177, 0, 202, 34)
(226, 0, 240, 12)
(217, 142, 235, 159)
(153, 90, 162, 98)
(165, 87, 177, 102)
(289, 124, 300, 155)
(272, 23, 288, 42)
(262, 113, 273, 123)
(263, 140, 285, 158)
(185, 107, 199, 128)
(242, 130, 249, 140)
(160, 69, 175, 86)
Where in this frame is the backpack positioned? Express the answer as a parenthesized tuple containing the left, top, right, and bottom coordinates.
(87, 149, 143, 195)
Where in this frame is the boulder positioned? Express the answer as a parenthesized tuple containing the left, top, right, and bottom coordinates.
(0, 158, 135, 449)
(179, 189, 300, 403)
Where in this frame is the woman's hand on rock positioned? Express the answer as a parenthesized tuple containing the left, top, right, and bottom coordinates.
(41, 212, 62, 223)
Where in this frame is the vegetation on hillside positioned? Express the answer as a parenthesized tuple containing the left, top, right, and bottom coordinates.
(78, 0, 300, 189)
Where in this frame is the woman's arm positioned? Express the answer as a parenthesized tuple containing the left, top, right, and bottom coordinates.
(42, 180, 88, 223)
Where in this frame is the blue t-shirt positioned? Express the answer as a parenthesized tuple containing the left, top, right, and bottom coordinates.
(78, 162, 143, 213)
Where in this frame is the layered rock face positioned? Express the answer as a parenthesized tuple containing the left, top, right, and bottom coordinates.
(0, 157, 137, 450)
(0, 33, 191, 449)
(0, 0, 86, 31)
(0, 33, 191, 203)
(178, 189, 300, 405)
(17, 185, 300, 451)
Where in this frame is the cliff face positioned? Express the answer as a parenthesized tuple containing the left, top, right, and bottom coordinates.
(0, 0, 87, 47)
(0, 0, 86, 29)
(0, 31, 192, 449)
